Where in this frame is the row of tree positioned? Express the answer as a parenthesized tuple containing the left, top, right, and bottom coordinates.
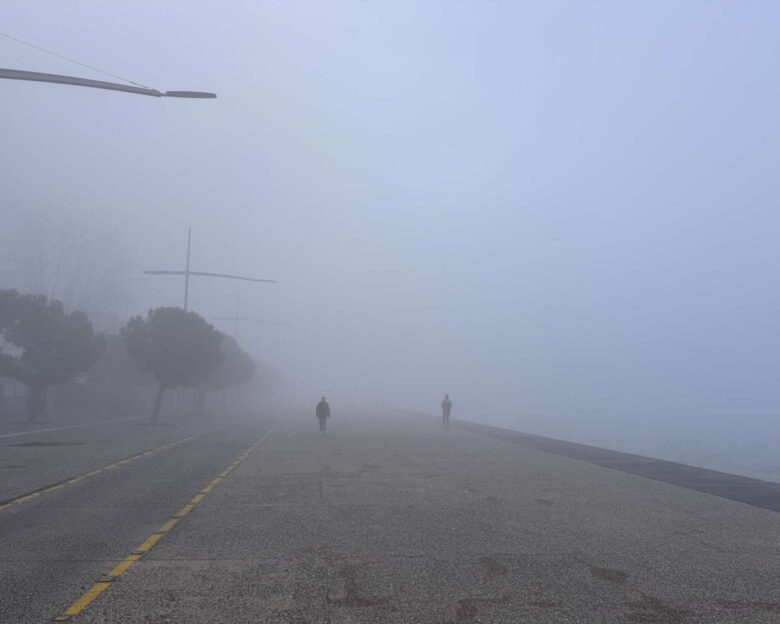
(0, 290, 256, 423)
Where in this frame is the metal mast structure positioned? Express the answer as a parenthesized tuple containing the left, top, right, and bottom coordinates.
(144, 228, 276, 312)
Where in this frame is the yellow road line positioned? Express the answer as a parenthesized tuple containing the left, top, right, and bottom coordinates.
(174, 503, 196, 518)
(53, 425, 276, 621)
(107, 555, 140, 577)
(56, 583, 111, 620)
(0, 426, 230, 514)
(157, 518, 180, 533)
(134, 533, 162, 554)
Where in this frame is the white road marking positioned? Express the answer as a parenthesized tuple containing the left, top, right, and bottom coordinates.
(0, 417, 143, 439)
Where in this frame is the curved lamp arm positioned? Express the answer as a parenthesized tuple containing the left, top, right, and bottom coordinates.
(0, 68, 216, 98)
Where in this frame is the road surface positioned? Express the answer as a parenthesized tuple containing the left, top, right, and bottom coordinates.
(1, 410, 778, 623)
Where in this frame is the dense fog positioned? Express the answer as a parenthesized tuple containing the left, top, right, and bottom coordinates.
(2, 2, 780, 480)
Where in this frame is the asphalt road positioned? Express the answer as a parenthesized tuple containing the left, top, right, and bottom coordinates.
(1, 410, 779, 623)
(0, 413, 252, 503)
(0, 414, 274, 623)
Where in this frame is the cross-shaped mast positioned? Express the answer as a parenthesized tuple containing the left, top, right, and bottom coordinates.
(143, 228, 276, 311)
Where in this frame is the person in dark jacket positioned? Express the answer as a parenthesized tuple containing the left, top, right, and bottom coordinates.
(316, 396, 331, 435)
(441, 394, 452, 430)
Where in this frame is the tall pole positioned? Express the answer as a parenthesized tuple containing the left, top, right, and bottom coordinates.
(177, 226, 192, 421)
(183, 227, 192, 311)
(233, 291, 240, 340)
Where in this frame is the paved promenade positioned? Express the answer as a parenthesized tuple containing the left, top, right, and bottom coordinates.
(61, 410, 779, 623)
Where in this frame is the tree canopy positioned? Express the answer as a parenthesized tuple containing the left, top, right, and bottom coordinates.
(204, 333, 256, 392)
(122, 307, 223, 422)
(0, 289, 103, 421)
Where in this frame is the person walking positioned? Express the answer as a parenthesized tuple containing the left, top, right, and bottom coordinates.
(441, 394, 452, 430)
(316, 396, 331, 435)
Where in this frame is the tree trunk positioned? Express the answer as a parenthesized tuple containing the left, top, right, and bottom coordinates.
(151, 382, 166, 424)
(26, 383, 47, 424)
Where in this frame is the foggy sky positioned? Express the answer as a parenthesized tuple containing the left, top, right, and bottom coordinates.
(3, 1, 780, 463)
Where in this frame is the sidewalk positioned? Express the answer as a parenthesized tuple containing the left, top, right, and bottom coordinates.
(78, 411, 780, 623)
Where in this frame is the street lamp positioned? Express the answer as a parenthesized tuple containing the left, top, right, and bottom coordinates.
(0, 68, 216, 98)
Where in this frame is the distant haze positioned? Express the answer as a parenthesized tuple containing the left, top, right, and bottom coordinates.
(2, 2, 780, 479)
